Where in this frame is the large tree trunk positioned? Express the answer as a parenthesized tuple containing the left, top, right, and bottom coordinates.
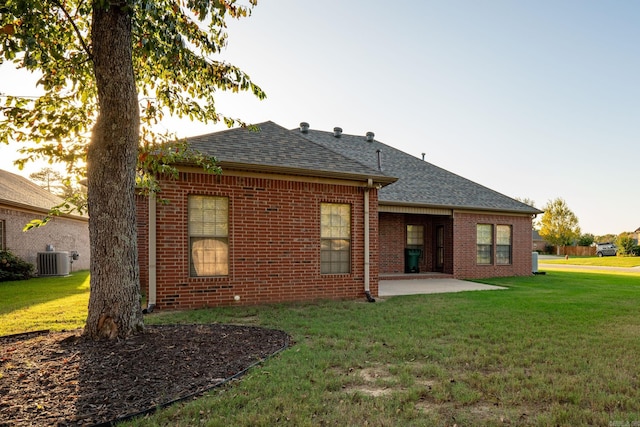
(84, 1, 144, 339)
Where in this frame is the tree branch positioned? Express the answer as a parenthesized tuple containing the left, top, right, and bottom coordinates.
(50, 0, 92, 59)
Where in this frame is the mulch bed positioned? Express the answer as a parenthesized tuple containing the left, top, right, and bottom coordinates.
(0, 324, 289, 426)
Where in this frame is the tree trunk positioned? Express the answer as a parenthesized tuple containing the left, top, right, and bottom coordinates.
(84, 1, 144, 339)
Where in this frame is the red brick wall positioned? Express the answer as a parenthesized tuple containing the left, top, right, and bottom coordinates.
(452, 212, 533, 279)
(136, 171, 379, 309)
(379, 213, 405, 273)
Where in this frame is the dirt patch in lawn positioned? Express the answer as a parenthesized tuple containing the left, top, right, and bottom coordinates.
(0, 324, 289, 426)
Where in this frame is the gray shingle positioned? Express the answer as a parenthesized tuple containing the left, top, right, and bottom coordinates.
(186, 121, 539, 214)
(188, 121, 395, 183)
(296, 127, 541, 214)
(0, 169, 64, 211)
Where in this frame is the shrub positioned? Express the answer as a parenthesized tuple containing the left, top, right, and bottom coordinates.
(577, 233, 595, 247)
(0, 250, 35, 282)
(616, 236, 636, 256)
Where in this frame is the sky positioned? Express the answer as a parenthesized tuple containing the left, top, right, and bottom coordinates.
(1, 0, 639, 236)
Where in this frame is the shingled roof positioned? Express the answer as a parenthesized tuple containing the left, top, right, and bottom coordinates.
(186, 121, 539, 214)
(0, 169, 66, 213)
(295, 126, 541, 215)
(187, 121, 396, 184)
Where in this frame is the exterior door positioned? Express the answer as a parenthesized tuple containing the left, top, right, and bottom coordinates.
(435, 225, 444, 272)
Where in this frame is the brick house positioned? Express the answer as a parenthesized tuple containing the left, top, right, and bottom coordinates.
(137, 121, 541, 310)
(0, 169, 90, 273)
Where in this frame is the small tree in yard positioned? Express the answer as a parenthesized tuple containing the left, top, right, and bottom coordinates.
(616, 234, 636, 256)
(539, 198, 581, 248)
(577, 233, 595, 247)
(1, 0, 264, 339)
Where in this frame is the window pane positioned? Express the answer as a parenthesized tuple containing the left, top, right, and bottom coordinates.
(477, 224, 493, 264)
(189, 196, 229, 276)
(477, 224, 493, 245)
(496, 225, 512, 264)
(496, 245, 511, 265)
(497, 225, 511, 245)
(190, 237, 229, 276)
(477, 245, 492, 265)
(407, 225, 424, 246)
(321, 203, 351, 274)
(321, 204, 350, 238)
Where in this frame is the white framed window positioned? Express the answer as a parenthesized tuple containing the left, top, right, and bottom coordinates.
(496, 225, 512, 265)
(189, 196, 229, 277)
(406, 225, 424, 246)
(476, 224, 493, 265)
(321, 203, 351, 274)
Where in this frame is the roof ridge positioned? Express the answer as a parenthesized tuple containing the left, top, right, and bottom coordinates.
(0, 169, 67, 212)
(185, 121, 396, 183)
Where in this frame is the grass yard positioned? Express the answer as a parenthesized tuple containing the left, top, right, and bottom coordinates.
(541, 255, 640, 268)
(132, 270, 640, 426)
(3, 269, 640, 425)
(0, 271, 90, 335)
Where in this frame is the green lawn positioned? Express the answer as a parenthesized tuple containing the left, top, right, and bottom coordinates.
(0, 271, 90, 335)
(3, 270, 640, 425)
(541, 255, 640, 267)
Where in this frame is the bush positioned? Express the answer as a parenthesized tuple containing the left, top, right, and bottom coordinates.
(616, 236, 636, 256)
(0, 250, 35, 282)
(577, 233, 595, 247)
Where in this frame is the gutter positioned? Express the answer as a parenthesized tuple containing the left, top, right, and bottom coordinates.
(379, 200, 542, 216)
(0, 200, 89, 222)
(144, 193, 157, 313)
(179, 162, 398, 186)
(364, 179, 376, 303)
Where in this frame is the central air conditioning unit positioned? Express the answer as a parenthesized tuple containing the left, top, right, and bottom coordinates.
(37, 251, 70, 276)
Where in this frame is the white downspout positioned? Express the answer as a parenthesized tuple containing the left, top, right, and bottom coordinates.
(364, 179, 375, 302)
(146, 192, 157, 312)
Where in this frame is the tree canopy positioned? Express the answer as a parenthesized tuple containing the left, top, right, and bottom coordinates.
(1, 0, 265, 174)
(1, 0, 265, 339)
(539, 198, 581, 246)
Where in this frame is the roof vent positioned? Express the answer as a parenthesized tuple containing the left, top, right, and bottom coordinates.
(376, 149, 383, 171)
(421, 153, 426, 161)
(365, 132, 375, 142)
(300, 122, 309, 133)
(333, 127, 342, 138)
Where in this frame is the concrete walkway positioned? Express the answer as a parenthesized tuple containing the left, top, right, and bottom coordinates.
(379, 279, 506, 296)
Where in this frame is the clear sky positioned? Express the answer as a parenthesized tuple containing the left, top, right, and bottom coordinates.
(1, 0, 638, 236)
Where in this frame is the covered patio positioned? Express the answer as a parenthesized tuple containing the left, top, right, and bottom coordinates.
(378, 278, 506, 296)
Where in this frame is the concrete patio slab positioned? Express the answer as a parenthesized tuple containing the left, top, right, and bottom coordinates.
(378, 279, 506, 296)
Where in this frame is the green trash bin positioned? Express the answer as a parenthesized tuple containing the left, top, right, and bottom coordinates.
(404, 248, 422, 273)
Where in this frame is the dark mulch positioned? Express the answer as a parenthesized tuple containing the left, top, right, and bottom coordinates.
(0, 324, 289, 426)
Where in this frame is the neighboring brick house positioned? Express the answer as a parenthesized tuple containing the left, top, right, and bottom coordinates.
(0, 169, 90, 273)
(532, 230, 549, 253)
(136, 121, 541, 310)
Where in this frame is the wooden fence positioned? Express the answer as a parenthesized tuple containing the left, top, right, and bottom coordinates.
(549, 246, 596, 257)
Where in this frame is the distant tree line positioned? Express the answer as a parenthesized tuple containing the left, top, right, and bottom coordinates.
(517, 196, 639, 256)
